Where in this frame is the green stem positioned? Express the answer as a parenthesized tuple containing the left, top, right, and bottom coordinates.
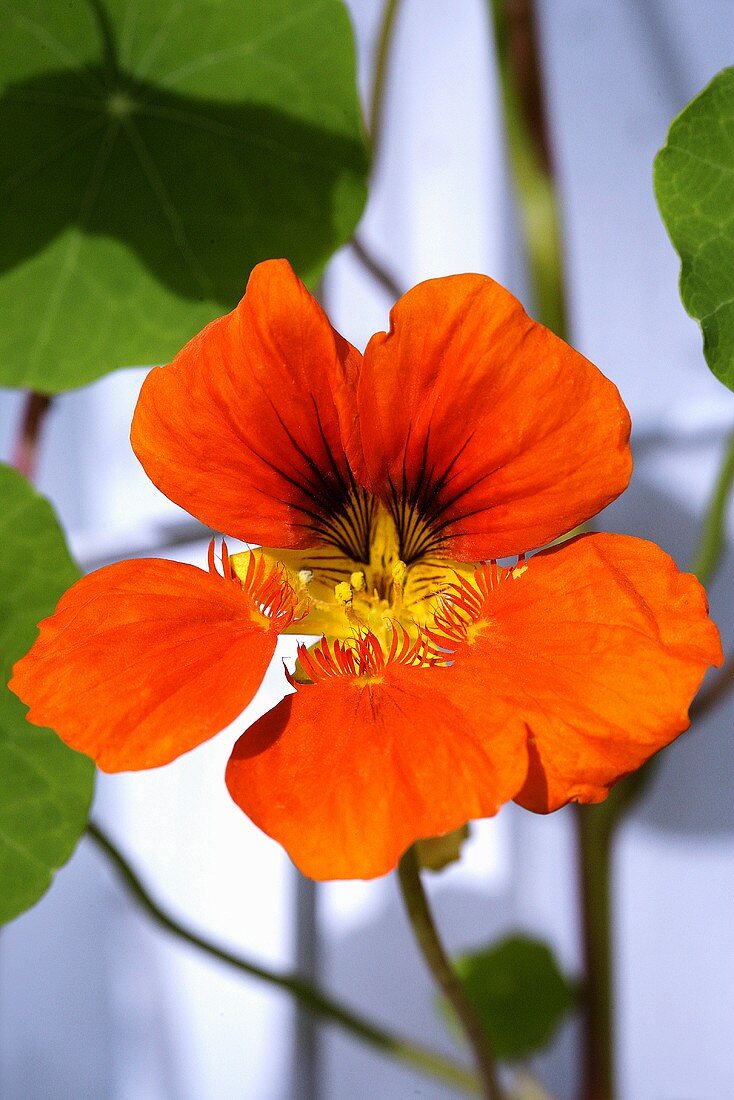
(599, 424, 734, 832)
(488, 0, 567, 338)
(350, 236, 403, 300)
(601, 636, 734, 835)
(575, 428, 734, 1099)
(690, 426, 734, 585)
(397, 846, 504, 1100)
(348, 1, 406, 301)
(574, 805, 615, 1100)
(369, 0, 402, 164)
(571, 424, 734, 1097)
(489, 4, 734, 1095)
(488, 4, 613, 1095)
(87, 822, 479, 1095)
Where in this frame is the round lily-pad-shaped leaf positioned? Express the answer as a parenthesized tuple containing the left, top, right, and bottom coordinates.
(450, 935, 577, 1061)
(0, 0, 369, 392)
(655, 67, 734, 390)
(0, 464, 94, 925)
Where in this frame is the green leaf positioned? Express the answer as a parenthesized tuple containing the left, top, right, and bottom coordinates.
(450, 935, 577, 1061)
(0, 464, 94, 925)
(0, 0, 369, 392)
(654, 67, 734, 389)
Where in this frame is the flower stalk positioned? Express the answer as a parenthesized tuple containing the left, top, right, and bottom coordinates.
(488, 0, 567, 340)
(487, 2, 613, 1095)
(347, 0, 406, 301)
(369, 0, 403, 167)
(573, 805, 615, 1100)
(690, 425, 734, 586)
(12, 392, 52, 481)
(349, 235, 403, 300)
(87, 821, 480, 1095)
(397, 845, 504, 1100)
(489, 5, 734, 1097)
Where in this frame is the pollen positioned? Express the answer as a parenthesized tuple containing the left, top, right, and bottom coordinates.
(298, 568, 314, 586)
(335, 581, 353, 605)
(391, 560, 407, 586)
(350, 570, 366, 592)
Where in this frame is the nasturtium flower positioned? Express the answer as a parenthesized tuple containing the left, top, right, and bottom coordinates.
(10, 260, 722, 880)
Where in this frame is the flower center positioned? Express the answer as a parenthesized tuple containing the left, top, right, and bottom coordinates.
(314, 505, 432, 641)
(231, 506, 484, 645)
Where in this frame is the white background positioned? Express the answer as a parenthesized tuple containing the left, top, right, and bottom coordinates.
(2, 1, 734, 1097)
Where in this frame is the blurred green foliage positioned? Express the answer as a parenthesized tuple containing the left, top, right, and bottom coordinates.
(655, 67, 734, 390)
(450, 935, 577, 1060)
(0, 464, 94, 926)
(0, 0, 368, 391)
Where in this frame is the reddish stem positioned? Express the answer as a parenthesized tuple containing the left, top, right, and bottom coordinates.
(12, 392, 52, 481)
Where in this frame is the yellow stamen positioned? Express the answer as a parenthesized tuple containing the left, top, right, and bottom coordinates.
(390, 559, 407, 615)
(391, 560, 407, 586)
(335, 581, 353, 605)
(230, 505, 478, 643)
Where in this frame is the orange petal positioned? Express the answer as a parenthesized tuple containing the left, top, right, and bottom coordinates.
(9, 548, 297, 772)
(355, 274, 632, 560)
(438, 534, 722, 813)
(225, 634, 528, 880)
(131, 259, 362, 548)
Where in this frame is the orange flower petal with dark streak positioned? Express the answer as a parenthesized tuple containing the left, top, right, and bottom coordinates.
(131, 259, 363, 550)
(433, 533, 723, 813)
(355, 274, 633, 561)
(130, 261, 633, 568)
(225, 631, 529, 880)
(10, 544, 300, 772)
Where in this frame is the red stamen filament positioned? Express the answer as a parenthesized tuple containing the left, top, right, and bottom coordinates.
(208, 539, 304, 630)
(431, 560, 513, 644)
(295, 623, 444, 685)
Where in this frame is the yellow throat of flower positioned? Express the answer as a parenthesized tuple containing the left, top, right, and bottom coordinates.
(230, 504, 476, 643)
